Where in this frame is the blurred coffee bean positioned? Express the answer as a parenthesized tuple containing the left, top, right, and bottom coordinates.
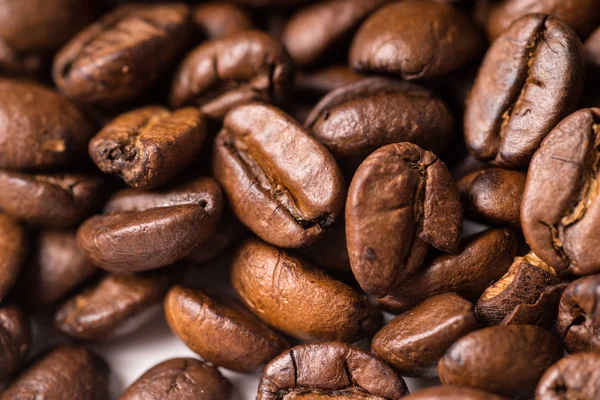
(0, 304, 29, 381)
(193, 2, 254, 40)
(0, 214, 27, 301)
(536, 352, 600, 400)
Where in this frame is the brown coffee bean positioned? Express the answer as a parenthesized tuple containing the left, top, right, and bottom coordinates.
(165, 285, 288, 372)
(231, 239, 380, 342)
(0, 304, 29, 381)
(294, 65, 364, 100)
(186, 209, 246, 264)
(557, 275, 600, 353)
(282, 0, 387, 66)
(522, 108, 600, 274)
(53, 3, 193, 106)
(119, 358, 232, 400)
(0, 40, 44, 78)
(0, 171, 106, 229)
(305, 78, 454, 169)
(89, 106, 207, 189)
(213, 103, 345, 248)
(193, 2, 254, 40)
(77, 174, 222, 273)
(350, 0, 482, 80)
(346, 143, 463, 297)
(0, 79, 94, 170)
(0, 214, 27, 301)
(258, 342, 408, 400)
(170, 31, 293, 119)
(458, 168, 526, 227)
(0, 345, 109, 400)
(465, 14, 584, 168)
(536, 352, 600, 400)
(298, 220, 350, 272)
(372, 293, 478, 378)
(379, 228, 517, 313)
(403, 386, 506, 400)
(438, 325, 563, 398)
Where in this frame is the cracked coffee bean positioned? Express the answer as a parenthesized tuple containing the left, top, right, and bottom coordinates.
(0, 304, 29, 381)
(536, 352, 600, 400)
(193, 2, 254, 40)
(403, 386, 506, 400)
(0, 214, 27, 301)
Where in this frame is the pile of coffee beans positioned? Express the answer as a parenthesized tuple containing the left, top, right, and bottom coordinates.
(1, 0, 600, 399)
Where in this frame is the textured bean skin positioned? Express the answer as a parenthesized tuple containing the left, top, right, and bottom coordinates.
(403, 386, 506, 400)
(258, 342, 408, 400)
(0, 214, 27, 301)
(536, 352, 600, 400)
(0, 304, 29, 381)
(193, 2, 253, 40)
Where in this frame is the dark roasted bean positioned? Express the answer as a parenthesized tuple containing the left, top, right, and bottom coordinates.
(536, 352, 600, 400)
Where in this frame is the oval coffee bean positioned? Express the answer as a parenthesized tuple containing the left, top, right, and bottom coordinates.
(403, 386, 506, 400)
(438, 325, 563, 398)
(0, 346, 109, 400)
(380, 228, 517, 313)
(522, 108, 600, 274)
(165, 286, 288, 372)
(458, 168, 526, 227)
(53, 3, 192, 106)
(350, 0, 482, 80)
(372, 293, 478, 378)
(0, 79, 94, 170)
(89, 106, 207, 189)
(0, 304, 29, 381)
(213, 103, 345, 248)
(536, 352, 600, 400)
(170, 31, 293, 119)
(193, 2, 254, 40)
(0, 214, 27, 301)
(77, 174, 222, 273)
(557, 275, 600, 353)
(465, 14, 584, 168)
(346, 143, 462, 297)
(231, 239, 380, 342)
(119, 358, 232, 400)
(0, 171, 106, 228)
(305, 78, 454, 168)
(258, 342, 408, 400)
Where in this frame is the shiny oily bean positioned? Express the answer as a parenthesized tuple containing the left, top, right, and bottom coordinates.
(465, 14, 584, 168)
(379, 228, 517, 313)
(0, 214, 27, 301)
(77, 175, 222, 273)
(536, 352, 600, 400)
(170, 30, 293, 119)
(165, 286, 288, 372)
(213, 103, 345, 248)
(438, 325, 563, 398)
(372, 293, 477, 378)
(346, 143, 462, 297)
(258, 342, 407, 400)
(0, 346, 109, 400)
(522, 108, 600, 274)
(231, 239, 380, 342)
(119, 358, 232, 400)
(403, 386, 506, 400)
(305, 78, 454, 168)
(0, 171, 106, 229)
(89, 106, 207, 189)
(0, 304, 29, 381)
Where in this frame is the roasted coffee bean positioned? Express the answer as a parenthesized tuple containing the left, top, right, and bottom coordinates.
(0, 171, 106, 228)
(536, 352, 600, 400)
(486, 0, 600, 41)
(258, 342, 408, 400)
(186, 209, 246, 264)
(305, 78, 454, 168)
(475, 253, 566, 328)
(170, 31, 293, 119)
(298, 220, 350, 271)
(119, 358, 232, 400)
(77, 174, 223, 273)
(557, 274, 600, 353)
(0, 214, 27, 301)
(193, 2, 254, 40)
(346, 143, 463, 297)
(458, 168, 527, 228)
(282, 0, 387, 66)
(380, 228, 517, 313)
(89, 106, 207, 189)
(403, 386, 506, 400)
(0, 40, 44, 78)
(0, 346, 109, 400)
(165, 285, 288, 372)
(465, 14, 584, 168)
(213, 103, 345, 248)
(0, 304, 29, 381)
(0, 79, 94, 170)
(522, 108, 600, 274)
(350, 0, 482, 80)
(294, 65, 364, 100)
(55, 268, 178, 341)
(372, 293, 478, 378)
(438, 325, 563, 398)
(231, 239, 380, 342)
(53, 3, 193, 106)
